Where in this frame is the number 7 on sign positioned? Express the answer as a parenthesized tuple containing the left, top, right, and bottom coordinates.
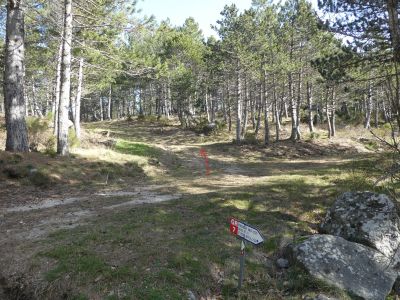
(230, 218, 238, 235)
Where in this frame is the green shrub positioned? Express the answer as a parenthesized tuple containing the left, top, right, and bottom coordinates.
(309, 132, 320, 140)
(44, 136, 57, 156)
(29, 170, 52, 187)
(191, 118, 226, 135)
(3, 166, 29, 179)
(27, 116, 51, 151)
(243, 132, 259, 145)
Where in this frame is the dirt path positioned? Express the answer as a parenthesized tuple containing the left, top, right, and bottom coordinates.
(1, 185, 181, 241)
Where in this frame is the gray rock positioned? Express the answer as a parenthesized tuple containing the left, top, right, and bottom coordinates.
(276, 258, 289, 269)
(393, 277, 400, 295)
(320, 192, 400, 261)
(293, 234, 397, 300)
(314, 294, 339, 300)
(187, 290, 196, 300)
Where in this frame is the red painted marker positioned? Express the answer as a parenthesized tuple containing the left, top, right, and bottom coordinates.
(199, 148, 210, 176)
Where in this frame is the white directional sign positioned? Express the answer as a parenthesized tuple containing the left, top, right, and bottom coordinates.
(229, 218, 264, 245)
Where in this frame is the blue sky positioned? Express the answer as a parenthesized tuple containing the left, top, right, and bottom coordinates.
(136, 0, 318, 38)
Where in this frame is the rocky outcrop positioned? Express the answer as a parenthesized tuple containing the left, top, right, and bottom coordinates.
(291, 192, 400, 299)
(293, 235, 397, 300)
(320, 192, 400, 260)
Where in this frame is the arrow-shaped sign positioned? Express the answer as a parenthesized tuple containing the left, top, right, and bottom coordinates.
(229, 217, 264, 245)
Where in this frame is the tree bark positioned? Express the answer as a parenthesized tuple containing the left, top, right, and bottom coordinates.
(365, 83, 372, 129)
(236, 63, 242, 144)
(289, 73, 298, 141)
(330, 86, 336, 137)
(74, 58, 83, 139)
(295, 71, 302, 140)
(307, 81, 314, 133)
(205, 87, 210, 122)
(387, 0, 400, 63)
(262, 70, 269, 145)
(57, 0, 72, 155)
(326, 87, 332, 139)
(108, 85, 112, 120)
(241, 75, 249, 140)
(4, 0, 29, 152)
(255, 82, 262, 136)
(53, 36, 63, 135)
(273, 75, 280, 142)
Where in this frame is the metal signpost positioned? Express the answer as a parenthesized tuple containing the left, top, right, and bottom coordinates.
(229, 217, 264, 289)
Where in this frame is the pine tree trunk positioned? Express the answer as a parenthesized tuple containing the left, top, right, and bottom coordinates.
(108, 85, 112, 120)
(262, 71, 269, 145)
(387, 0, 400, 63)
(241, 75, 249, 140)
(289, 73, 298, 141)
(236, 63, 242, 144)
(4, 0, 29, 152)
(57, 0, 72, 156)
(307, 81, 314, 133)
(326, 87, 332, 139)
(365, 83, 372, 129)
(255, 85, 262, 136)
(53, 36, 63, 135)
(251, 89, 256, 130)
(295, 71, 302, 140)
(32, 82, 42, 117)
(383, 99, 389, 123)
(374, 97, 379, 128)
(205, 88, 210, 122)
(74, 58, 83, 139)
(164, 81, 170, 118)
(222, 86, 228, 123)
(330, 86, 336, 137)
(227, 81, 232, 132)
(273, 75, 280, 141)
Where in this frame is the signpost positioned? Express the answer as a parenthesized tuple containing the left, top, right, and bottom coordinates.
(229, 217, 264, 289)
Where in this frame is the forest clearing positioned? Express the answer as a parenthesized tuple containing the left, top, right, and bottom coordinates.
(0, 116, 396, 299)
(2, 0, 400, 299)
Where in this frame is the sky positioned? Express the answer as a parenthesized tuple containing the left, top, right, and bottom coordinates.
(136, 0, 254, 38)
(136, 0, 319, 38)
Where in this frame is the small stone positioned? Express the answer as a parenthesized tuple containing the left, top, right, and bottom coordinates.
(187, 290, 196, 300)
(276, 258, 289, 269)
(29, 168, 38, 174)
(314, 294, 339, 300)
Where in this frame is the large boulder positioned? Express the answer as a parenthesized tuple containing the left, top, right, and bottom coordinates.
(320, 192, 400, 261)
(293, 234, 397, 300)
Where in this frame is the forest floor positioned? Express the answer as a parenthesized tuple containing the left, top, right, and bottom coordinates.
(0, 116, 397, 299)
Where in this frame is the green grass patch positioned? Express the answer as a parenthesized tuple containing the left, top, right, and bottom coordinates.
(115, 140, 160, 158)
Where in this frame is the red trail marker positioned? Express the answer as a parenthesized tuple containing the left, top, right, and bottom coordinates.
(199, 148, 210, 176)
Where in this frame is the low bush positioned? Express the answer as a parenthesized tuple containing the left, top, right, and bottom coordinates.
(27, 116, 51, 152)
(191, 118, 226, 135)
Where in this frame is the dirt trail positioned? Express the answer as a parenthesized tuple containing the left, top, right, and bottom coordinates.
(1, 185, 181, 242)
